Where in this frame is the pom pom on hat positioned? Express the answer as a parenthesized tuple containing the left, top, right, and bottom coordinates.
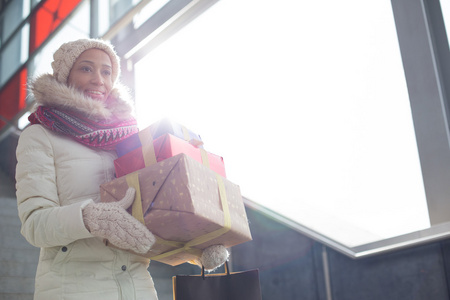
(51, 38, 120, 84)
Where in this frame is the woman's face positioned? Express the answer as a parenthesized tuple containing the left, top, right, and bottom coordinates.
(67, 48, 113, 101)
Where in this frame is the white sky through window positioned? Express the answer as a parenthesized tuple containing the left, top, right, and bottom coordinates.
(134, 0, 430, 247)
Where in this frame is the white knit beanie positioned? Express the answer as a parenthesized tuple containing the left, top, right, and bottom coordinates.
(51, 38, 120, 84)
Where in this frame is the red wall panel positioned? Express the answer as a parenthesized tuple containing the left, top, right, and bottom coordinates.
(0, 0, 81, 130)
(29, 0, 82, 53)
(0, 68, 28, 129)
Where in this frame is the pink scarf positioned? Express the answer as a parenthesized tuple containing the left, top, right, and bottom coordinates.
(29, 106, 138, 150)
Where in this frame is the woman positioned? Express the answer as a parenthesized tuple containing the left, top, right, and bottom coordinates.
(16, 38, 227, 300)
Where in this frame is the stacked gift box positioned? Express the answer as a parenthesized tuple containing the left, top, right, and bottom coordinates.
(113, 118, 226, 178)
(100, 118, 252, 266)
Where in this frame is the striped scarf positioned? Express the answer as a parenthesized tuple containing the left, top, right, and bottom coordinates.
(29, 106, 138, 150)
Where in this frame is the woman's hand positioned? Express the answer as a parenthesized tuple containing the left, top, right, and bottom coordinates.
(196, 245, 229, 271)
(82, 187, 155, 254)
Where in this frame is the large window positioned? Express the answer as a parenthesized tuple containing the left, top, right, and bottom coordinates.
(134, 0, 429, 250)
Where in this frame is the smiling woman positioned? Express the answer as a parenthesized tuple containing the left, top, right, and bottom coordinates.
(134, 0, 430, 249)
(67, 49, 114, 102)
(16, 38, 157, 300)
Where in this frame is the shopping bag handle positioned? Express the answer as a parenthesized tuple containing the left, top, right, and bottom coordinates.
(201, 261, 230, 280)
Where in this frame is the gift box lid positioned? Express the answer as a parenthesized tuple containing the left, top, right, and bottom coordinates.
(116, 118, 203, 157)
(114, 133, 226, 178)
(152, 118, 202, 145)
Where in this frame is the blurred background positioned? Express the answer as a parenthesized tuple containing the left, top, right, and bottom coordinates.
(2, 0, 450, 299)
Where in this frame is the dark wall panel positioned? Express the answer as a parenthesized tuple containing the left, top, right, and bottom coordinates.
(232, 208, 327, 300)
(234, 206, 450, 300)
(0, 132, 19, 181)
(438, 240, 450, 297)
(327, 243, 449, 300)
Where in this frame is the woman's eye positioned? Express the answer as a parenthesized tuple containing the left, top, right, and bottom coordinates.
(81, 66, 92, 72)
(102, 70, 111, 76)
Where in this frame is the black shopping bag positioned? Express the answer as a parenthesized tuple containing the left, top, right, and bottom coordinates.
(173, 262, 262, 300)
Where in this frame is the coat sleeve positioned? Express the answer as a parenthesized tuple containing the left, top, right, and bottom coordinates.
(16, 125, 94, 248)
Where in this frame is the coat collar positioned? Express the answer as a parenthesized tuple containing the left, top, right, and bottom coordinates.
(30, 74, 135, 121)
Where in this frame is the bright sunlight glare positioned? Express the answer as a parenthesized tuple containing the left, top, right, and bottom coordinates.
(134, 0, 430, 247)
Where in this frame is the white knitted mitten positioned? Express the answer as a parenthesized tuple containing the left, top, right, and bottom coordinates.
(195, 245, 229, 271)
(82, 187, 155, 254)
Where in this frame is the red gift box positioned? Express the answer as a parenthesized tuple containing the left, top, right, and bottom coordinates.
(114, 133, 226, 178)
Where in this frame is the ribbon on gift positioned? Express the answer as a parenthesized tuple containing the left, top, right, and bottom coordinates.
(125, 172, 145, 225)
(138, 128, 157, 167)
(125, 170, 231, 261)
(182, 124, 204, 147)
(138, 126, 207, 169)
(181, 125, 190, 141)
(200, 149, 210, 169)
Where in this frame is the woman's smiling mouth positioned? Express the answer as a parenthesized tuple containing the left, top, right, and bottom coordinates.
(85, 90, 105, 100)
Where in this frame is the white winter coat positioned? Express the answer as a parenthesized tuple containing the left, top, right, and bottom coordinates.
(16, 74, 158, 300)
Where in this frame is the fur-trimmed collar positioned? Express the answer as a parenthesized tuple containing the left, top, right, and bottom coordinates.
(30, 74, 135, 121)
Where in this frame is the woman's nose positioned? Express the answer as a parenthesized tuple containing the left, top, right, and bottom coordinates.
(91, 71, 104, 85)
